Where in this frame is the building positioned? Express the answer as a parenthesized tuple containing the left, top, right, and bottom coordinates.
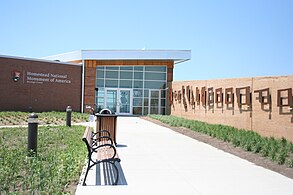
(1, 50, 292, 141)
(0, 55, 82, 112)
(0, 50, 191, 114)
(43, 50, 191, 115)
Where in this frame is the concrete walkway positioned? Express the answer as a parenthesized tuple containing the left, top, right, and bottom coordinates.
(76, 117, 293, 195)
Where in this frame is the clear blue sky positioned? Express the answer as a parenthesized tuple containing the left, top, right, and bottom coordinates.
(1, 0, 293, 80)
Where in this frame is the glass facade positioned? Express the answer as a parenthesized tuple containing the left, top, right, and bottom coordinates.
(95, 66, 167, 115)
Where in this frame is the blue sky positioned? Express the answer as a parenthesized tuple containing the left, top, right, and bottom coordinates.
(1, 0, 292, 80)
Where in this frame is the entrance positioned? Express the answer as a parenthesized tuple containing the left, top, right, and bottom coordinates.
(105, 88, 133, 115)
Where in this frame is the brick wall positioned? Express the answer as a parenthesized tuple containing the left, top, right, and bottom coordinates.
(0, 57, 82, 112)
(171, 76, 293, 141)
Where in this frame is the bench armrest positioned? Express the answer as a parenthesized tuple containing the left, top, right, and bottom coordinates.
(93, 130, 111, 138)
(93, 136, 114, 146)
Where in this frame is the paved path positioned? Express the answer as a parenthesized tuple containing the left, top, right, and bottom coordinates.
(76, 117, 293, 195)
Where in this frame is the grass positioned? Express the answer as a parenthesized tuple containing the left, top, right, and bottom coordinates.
(0, 125, 87, 194)
(149, 114, 293, 168)
(0, 111, 90, 194)
(0, 111, 89, 126)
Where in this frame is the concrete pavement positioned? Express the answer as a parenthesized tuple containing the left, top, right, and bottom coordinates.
(76, 117, 293, 195)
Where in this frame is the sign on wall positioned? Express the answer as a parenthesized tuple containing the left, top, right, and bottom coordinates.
(25, 71, 72, 84)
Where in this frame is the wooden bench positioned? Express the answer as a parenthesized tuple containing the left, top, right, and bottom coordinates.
(82, 126, 121, 186)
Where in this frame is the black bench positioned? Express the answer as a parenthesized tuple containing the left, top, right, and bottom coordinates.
(82, 126, 121, 186)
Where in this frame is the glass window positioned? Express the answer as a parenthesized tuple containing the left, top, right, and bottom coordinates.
(150, 90, 160, 98)
(145, 66, 166, 72)
(161, 90, 166, 98)
(121, 66, 133, 71)
(106, 66, 119, 70)
(106, 71, 118, 79)
(161, 108, 166, 115)
(133, 89, 143, 97)
(105, 80, 118, 88)
(151, 99, 159, 106)
(133, 98, 142, 106)
(97, 88, 104, 97)
(134, 66, 143, 71)
(120, 80, 132, 88)
(145, 81, 166, 89)
(161, 99, 166, 107)
(95, 65, 168, 115)
(120, 71, 133, 79)
(144, 90, 149, 97)
(97, 98, 104, 105)
(134, 72, 143, 80)
(97, 70, 104, 78)
(150, 107, 159, 114)
(96, 79, 104, 87)
(133, 107, 142, 115)
(143, 107, 149, 115)
(144, 98, 149, 106)
(145, 72, 166, 81)
(134, 81, 143, 88)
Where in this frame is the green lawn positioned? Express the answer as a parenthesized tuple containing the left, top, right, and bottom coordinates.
(0, 125, 87, 194)
(149, 114, 293, 168)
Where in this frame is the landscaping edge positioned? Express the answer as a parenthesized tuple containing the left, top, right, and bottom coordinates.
(142, 116, 293, 180)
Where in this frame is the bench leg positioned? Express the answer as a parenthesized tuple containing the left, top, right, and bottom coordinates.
(82, 159, 90, 186)
(83, 159, 97, 186)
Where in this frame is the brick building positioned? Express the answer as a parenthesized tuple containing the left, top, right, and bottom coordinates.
(0, 55, 82, 112)
(0, 50, 191, 114)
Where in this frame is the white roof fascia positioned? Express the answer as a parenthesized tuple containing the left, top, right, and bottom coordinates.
(81, 50, 191, 64)
(41, 50, 191, 64)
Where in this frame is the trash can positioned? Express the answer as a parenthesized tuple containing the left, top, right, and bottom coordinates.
(95, 110, 118, 145)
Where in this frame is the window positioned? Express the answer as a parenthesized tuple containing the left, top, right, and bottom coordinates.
(145, 72, 166, 81)
(106, 71, 118, 79)
(97, 70, 104, 78)
(105, 80, 118, 88)
(120, 80, 132, 88)
(145, 66, 166, 72)
(96, 65, 168, 115)
(134, 72, 143, 80)
(120, 72, 133, 79)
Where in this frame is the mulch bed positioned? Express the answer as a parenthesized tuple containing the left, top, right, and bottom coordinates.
(142, 116, 293, 180)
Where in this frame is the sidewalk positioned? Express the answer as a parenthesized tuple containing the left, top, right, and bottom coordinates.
(76, 117, 293, 195)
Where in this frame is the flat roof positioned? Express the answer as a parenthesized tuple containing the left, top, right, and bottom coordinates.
(0, 54, 81, 66)
(42, 50, 191, 64)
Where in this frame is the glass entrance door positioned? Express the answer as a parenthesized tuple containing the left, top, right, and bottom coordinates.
(105, 88, 132, 115)
(119, 89, 132, 114)
(106, 89, 118, 113)
(148, 89, 161, 114)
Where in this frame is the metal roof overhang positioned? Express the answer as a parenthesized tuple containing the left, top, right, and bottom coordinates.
(42, 50, 191, 64)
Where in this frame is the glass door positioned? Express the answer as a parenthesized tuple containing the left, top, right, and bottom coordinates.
(105, 89, 117, 113)
(148, 89, 161, 114)
(105, 88, 132, 115)
(118, 89, 132, 115)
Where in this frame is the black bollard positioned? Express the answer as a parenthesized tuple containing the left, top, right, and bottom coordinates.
(66, 106, 72, 127)
(27, 113, 38, 157)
